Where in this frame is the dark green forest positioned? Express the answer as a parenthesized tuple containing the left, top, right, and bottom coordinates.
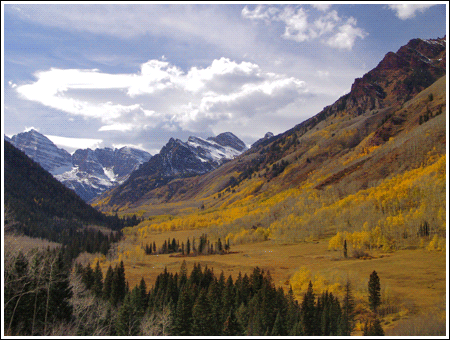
(4, 247, 384, 336)
(4, 141, 140, 262)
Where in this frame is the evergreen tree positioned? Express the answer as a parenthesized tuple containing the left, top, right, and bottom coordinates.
(206, 281, 222, 332)
(343, 239, 348, 258)
(290, 321, 304, 336)
(222, 309, 242, 336)
(110, 261, 127, 306)
(368, 270, 381, 312)
(115, 293, 140, 336)
(363, 317, 384, 336)
(46, 250, 73, 327)
(186, 238, 191, 255)
(191, 289, 213, 335)
(271, 310, 286, 336)
(172, 285, 193, 335)
(340, 280, 355, 336)
(92, 260, 103, 298)
(103, 265, 114, 300)
(300, 281, 316, 335)
(82, 262, 94, 290)
(178, 260, 188, 289)
(138, 277, 148, 313)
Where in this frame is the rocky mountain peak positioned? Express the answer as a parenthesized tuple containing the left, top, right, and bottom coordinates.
(10, 129, 72, 174)
(207, 132, 247, 152)
(315, 36, 446, 120)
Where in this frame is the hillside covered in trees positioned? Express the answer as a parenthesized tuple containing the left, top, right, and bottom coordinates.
(4, 141, 140, 262)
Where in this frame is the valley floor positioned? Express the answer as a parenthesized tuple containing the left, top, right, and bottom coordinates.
(93, 229, 447, 335)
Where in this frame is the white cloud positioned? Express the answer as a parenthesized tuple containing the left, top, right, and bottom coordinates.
(387, 4, 436, 20)
(15, 58, 308, 135)
(46, 134, 103, 152)
(241, 5, 367, 49)
(325, 18, 368, 50)
(98, 123, 135, 132)
(312, 4, 332, 12)
(24, 126, 39, 132)
(112, 143, 149, 152)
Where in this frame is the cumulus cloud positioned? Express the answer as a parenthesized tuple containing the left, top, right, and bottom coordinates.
(325, 18, 368, 50)
(15, 58, 308, 136)
(241, 5, 367, 49)
(387, 4, 436, 20)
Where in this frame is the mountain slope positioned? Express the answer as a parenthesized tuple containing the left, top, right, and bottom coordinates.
(94, 36, 446, 216)
(97, 132, 247, 206)
(4, 140, 108, 234)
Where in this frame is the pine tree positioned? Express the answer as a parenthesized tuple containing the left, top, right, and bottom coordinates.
(138, 277, 148, 312)
(186, 238, 191, 255)
(179, 260, 188, 289)
(103, 265, 114, 300)
(271, 310, 285, 335)
(115, 293, 140, 336)
(172, 285, 193, 335)
(300, 281, 316, 335)
(92, 260, 103, 298)
(222, 309, 242, 336)
(46, 251, 73, 327)
(110, 261, 127, 306)
(82, 262, 94, 290)
(368, 270, 381, 312)
(191, 289, 213, 335)
(339, 280, 355, 336)
(363, 317, 384, 336)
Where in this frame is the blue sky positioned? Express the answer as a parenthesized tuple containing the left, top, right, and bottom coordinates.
(2, 3, 447, 154)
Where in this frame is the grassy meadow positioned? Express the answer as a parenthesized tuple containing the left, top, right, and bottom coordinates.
(87, 227, 446, 335)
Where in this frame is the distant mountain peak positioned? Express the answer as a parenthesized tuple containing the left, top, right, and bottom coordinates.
(252, 131, 275, 148)
(101, 131, 246, 205)
(11, 129, 72, 174)
(9, 130, 151, 201)
(207, 132, 247, 152)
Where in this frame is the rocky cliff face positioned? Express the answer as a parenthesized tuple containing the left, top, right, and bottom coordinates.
(317, 37, 446, 120)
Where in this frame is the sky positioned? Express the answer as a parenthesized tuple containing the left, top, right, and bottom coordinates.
(2, 2, 448, 154)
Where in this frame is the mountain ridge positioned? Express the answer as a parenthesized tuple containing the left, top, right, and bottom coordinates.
(92, 36, 446, 215)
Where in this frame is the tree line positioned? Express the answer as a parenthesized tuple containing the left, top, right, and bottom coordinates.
(143, 233, 230, 256)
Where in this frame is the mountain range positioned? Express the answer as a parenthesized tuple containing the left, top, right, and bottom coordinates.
(92, 36, 446, 217)
(7, 129, 247, 202)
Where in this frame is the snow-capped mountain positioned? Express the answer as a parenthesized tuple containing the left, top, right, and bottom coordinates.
(8, 130, 151, 202)
(97, 132, 247, 205)
(10, 129, 73, 174)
